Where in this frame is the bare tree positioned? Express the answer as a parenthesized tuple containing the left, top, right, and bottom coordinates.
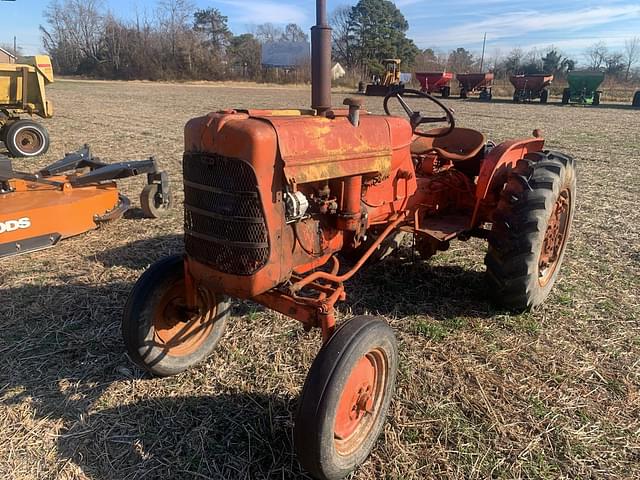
(623, 37, 640, 81)
(330, 6, 354, 69)
(585, 42, 608, 70)
(40, 0, 106, 73)
(253, 23, 283, 44)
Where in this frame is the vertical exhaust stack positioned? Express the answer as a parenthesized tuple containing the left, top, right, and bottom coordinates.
(311, 0, 332, 115)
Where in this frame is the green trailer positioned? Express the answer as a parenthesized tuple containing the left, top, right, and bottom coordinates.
(562, 71, 605, 106)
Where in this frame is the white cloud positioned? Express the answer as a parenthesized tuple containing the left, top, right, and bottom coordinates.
(411, 5, 640, 47)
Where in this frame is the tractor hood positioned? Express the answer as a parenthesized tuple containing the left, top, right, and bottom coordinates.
(255, 112, 412, 185)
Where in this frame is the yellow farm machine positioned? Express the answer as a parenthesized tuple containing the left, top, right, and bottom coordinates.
(0, 55, 53, 157)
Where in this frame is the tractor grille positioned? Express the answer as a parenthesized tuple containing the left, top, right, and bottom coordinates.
(183, 153, 269, 275)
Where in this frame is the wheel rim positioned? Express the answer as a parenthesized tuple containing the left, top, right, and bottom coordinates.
(15, 128, 43, 155)
(538, 188, 571, 286)
(334, 348, 387, 456)
(152, 281, 217, 357)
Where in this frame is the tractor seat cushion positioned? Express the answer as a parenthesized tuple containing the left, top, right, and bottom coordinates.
(410, 127, 486, 162)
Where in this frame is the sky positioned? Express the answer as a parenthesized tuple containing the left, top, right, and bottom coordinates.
(1, 0, 639, 63)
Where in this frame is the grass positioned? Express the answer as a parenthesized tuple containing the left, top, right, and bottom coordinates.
(0, 79, 639, 479)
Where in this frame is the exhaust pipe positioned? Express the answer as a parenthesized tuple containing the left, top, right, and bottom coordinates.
(311, 0, 332, 115)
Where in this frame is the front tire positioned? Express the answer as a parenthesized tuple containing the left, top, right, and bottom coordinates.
(5, 119, 50, 157)
(485, 151, 576, 310)
(122, 255, 230, 377)
(140, 183, 172, 218)
(295, 316, 398, 480)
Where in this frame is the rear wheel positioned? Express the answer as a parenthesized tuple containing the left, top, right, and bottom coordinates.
(5, 119, 50, 157)
(295, 316, 398, 480)
(122, 255, 230, 377)
(561, 88, 570, 104)
(485, 151, 576, 310)
(633, 91, 640, 107)
(593, 91, 601, 106)
(441, 86, 450, 98)
(460, 87, 468, 99)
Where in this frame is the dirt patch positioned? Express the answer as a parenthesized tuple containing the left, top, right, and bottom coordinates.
(1, 80, 638, 479)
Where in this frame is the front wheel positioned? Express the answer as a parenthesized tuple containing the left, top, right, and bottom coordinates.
(295, 316, 398, 480)
(140, 183, 172, 218)
(122, 255, 230, 377)
(485, 151, 576, 310)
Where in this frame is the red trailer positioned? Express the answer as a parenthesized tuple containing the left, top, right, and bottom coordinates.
(457, 72, 494, 100)
(415, 72, 454, 98)
(510, 74, 553, 103)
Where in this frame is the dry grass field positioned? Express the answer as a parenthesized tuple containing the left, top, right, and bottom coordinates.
(1, 80, 638, 479)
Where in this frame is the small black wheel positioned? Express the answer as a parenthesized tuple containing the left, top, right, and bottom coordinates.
(485, 151, 576, 310)
(122, 255, 230, 377)
(561, 88, 570, 105)
(460, 87, 468, 99)
(540, 90, 549, 104)
(295, 316, 398, 480)
(593, 91, 601, 106)
(5, 119, 50, 157)
(633, 91, 640, 107)
(441, 86, 450, 98)
(140, 183, 172, 218)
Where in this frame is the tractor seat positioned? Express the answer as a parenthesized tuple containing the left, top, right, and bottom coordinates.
(410, 127, 486, 162)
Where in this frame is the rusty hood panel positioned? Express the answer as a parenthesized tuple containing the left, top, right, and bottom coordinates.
(256, 115, 400, 185)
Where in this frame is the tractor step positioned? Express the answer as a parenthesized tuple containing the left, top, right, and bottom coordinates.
(414, 214, 470, 242)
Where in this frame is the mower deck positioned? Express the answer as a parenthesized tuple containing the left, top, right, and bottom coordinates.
(0, 145, 170, 259)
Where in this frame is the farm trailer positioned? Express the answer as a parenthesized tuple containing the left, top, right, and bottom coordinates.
(510, 74, 553, 103)
(415, 72, 454, 98)
(0, 55, 54, 157)
(456, 72, 494, 100)
(562, 71, 605, 106)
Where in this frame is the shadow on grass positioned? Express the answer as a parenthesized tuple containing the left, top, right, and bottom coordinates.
(0, 235, 500, 478)
(0, 280, 309, 479)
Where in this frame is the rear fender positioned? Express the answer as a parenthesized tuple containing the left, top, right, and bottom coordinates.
(470, 137, 545, 226)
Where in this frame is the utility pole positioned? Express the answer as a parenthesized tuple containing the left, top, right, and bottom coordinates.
(480, 33, 487, 72)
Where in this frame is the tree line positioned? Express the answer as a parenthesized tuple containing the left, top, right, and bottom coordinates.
(410, 40, 640, 82)
(38, 0, 640, 83)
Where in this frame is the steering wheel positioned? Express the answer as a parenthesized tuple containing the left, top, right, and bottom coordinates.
(383, 88, 455, 138)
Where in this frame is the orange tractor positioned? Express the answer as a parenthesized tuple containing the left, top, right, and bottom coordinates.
(122, 1, 576, 478)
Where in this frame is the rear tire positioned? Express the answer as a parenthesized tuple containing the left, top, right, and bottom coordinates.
(5, 119, 50, 157)
(561, 88, 570, 104)
(485, 151, 576, 310)
(593, 91, 601, 106)
(460, 87, 468, 99)
(295, 316, 398, 480)
(122, 255, 230, 377)
(441, 86, 450, 98)
(633, 91, 640, 107)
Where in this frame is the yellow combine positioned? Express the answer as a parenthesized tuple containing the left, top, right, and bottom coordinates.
(0, 55, 54, 157)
